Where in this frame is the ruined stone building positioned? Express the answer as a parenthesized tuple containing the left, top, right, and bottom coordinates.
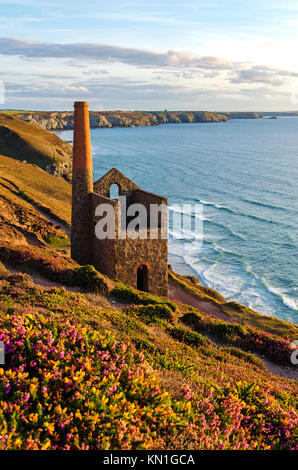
(71, 101, 168, 296)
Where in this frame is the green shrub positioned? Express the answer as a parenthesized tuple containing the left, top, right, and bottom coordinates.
(137, 304, 173, 321)
(181, 311, 292, 366)
(212, 322, 248, 341)
(181, 311, 204, 328)
(168, 326, 211, 347)
(123, 304, 173, 324)
(181, 312, 247, 341)
(221, 347, 266, 370)
(112, 283, 177, 311)
(73, 265, 108, 294)
(133, 337, 155, 353)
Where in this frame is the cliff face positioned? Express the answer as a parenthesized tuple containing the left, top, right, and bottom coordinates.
(220, 112, 260, 119)
(16, 110, 229, 131)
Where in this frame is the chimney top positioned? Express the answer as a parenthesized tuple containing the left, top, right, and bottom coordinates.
(74, 101, 89, 108)
(72, 100, 93, 171)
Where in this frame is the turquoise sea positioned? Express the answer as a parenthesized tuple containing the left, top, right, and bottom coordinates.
(58, 117, 298, 324)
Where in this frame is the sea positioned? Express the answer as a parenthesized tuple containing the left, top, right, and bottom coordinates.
(57, 117, 298, 324)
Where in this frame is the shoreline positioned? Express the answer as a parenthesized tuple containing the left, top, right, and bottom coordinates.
(168, 250, 298, 326)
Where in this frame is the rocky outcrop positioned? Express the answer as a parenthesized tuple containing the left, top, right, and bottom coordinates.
(16, 110, 231, 131)
(220, 112, 260, 120)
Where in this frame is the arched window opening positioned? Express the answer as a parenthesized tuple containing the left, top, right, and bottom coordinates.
(137, 264, 149, 292)
(110, 183, 119, 200)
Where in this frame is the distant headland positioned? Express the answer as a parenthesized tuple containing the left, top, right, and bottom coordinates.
(7, 110, 262, 131)
(1, 109, 298, 131)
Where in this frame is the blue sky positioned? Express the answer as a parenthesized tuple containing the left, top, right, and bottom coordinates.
(1, 0, 298, 110)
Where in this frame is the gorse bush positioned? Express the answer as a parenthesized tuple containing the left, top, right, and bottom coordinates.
(0, 313, 176, 450)
(0, 276, 297, 449)
(0, 312, 297, 450)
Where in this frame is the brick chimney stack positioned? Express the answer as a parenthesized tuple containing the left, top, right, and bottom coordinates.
(71, 101, 94, 265)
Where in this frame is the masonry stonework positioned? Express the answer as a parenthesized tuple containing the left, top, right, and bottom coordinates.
(71, 101, 168, 297)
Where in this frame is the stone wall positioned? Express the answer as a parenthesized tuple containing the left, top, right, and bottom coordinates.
(91, 192, 117, 278)
(115, 231, 168, 297)
(91, 169, 169, 297)
(94, 168, 139, 198)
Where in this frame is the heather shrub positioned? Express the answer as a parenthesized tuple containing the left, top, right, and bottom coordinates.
(0, 280, 297, 450)
(0, 244, 109, 294)
(181, 312, 293, 365)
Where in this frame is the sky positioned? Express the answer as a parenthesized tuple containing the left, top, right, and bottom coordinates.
(1, 0, 298, 111)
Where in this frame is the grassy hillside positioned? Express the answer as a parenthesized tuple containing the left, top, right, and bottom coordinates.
(0, 267, 297, 450)
(0, 113, 72, 180)
(0, 144, 297, 449)
(0, 154, 71, 252)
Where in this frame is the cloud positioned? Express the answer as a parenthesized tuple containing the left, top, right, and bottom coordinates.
(2, 37, 297, 89)
(82, 69, 108, 75)
(230, 65, 298, 87)
(64, 85, 89, 93)
(2, 37, 298, 110)
(0, 37, 235, 70)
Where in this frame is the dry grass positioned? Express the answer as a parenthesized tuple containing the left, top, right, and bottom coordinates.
(84, 292, 115, 310)
(0, 113, 72, 179)
(0, 154, 71, 225)
(0, 261, 9, 279)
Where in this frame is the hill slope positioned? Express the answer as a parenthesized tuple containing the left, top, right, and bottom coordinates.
(0, 147, 297, 450)
(0, 270, 297, 450)
(0, 154, 71, 246)
(0, 113, 72, 180)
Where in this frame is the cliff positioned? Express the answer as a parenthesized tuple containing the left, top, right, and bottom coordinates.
(16, 110, 230, 131)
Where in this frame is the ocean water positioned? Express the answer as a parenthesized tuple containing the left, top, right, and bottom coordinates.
(58, 117, 298, 324)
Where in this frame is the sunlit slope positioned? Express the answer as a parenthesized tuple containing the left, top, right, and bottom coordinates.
(0, 154, 71, 245)
(0, 113, 72, 180)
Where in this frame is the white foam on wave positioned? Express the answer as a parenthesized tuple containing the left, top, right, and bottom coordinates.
(262, 281, 298, 312)
(168, 228, 203, 242)
(168, 238, 298, 322)
(200, 200, 230, 211)
(168, 205, 208, 221)
(200, 200, 214, 206)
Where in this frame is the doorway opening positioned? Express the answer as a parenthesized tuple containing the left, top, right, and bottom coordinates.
(137, 264, 149, 292)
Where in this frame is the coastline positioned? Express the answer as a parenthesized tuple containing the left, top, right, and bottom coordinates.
(168, 249, 298, 325)
(55, 122, 298, 326)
